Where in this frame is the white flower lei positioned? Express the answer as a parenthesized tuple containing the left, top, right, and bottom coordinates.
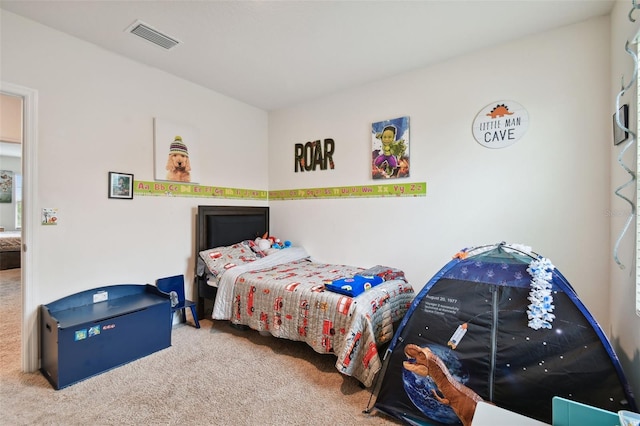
(526, 256, 556, 330)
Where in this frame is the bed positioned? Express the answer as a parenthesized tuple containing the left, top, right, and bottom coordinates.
(194, 205, 415, 387)
(0, 231, 21, 270)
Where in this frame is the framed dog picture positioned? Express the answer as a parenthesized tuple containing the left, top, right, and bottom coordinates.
(108, 172, 134, 199)
(154, 118, 199, 184)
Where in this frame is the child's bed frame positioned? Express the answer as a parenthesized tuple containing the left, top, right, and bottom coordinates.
(193, 204, 415, 387)
(0, 231, 22, 270)
(0, 250, 20, 270)
(194, 205, 269, 318)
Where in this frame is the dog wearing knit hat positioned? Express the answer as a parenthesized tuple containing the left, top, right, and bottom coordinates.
(166, 136, 191, 182)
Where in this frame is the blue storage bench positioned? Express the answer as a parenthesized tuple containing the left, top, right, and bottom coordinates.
(40, 284, 171, 390)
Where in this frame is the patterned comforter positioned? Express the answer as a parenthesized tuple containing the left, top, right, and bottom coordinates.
(0, 231, 21, 252)
(205, 248, 414, 387)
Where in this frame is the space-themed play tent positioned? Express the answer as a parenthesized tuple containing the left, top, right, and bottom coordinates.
(372, 243, 637, 425)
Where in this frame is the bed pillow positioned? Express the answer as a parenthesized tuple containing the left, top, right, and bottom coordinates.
(199, 240, 262, 278)
(244, 239, 268, 258)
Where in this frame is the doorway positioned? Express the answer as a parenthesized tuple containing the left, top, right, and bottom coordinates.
(0, 93, 22, 234)
(1, 82, 39, 372)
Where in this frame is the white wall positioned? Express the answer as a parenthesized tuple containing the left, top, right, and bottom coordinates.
(0, 10, 268, 366)
(270, 15, 640, 397)
(609, 0, 640, 404)
(270, 17, 611, 320)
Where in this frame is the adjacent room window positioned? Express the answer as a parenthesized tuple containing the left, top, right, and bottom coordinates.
(14, 173, 21, 229)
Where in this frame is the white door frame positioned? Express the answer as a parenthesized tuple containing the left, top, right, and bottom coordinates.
(1, 81, 39, 372)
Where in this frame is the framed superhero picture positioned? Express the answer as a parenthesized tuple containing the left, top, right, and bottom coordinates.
(371, 116, 410, 179)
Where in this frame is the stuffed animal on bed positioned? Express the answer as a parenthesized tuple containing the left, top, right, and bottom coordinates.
(255, 237, 272, 252)
(274, 240, 292, 249)
(254, 234, 292, 253)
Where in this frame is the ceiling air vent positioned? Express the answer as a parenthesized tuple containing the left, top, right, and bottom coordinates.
(126, 20, 181, 50)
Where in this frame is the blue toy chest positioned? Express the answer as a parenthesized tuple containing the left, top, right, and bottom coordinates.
(40, 284, 171, 389)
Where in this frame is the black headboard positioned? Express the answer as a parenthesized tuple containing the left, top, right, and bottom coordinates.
(195, 205, 269, 318)
(196, 205, 269, 252)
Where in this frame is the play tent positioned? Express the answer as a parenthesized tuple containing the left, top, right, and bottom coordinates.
(373, 243, 637, 425)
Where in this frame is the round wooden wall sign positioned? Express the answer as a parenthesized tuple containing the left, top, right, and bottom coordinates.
(472, 100, 529, 149)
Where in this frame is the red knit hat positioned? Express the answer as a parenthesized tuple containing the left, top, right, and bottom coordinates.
(169, 136, 188, 157)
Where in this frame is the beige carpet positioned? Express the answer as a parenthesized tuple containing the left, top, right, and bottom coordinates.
(0, 269, 399, 425)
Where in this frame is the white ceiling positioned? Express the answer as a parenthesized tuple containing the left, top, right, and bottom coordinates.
(1, 0, 615, 111)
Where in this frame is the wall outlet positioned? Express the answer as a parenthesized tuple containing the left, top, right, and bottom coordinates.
(93, 291, 108, 303)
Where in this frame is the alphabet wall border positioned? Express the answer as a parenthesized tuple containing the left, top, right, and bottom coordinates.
(269, 182, 426, 200)
(134, 180, 268, 200)
(133, 180, 426, 200)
